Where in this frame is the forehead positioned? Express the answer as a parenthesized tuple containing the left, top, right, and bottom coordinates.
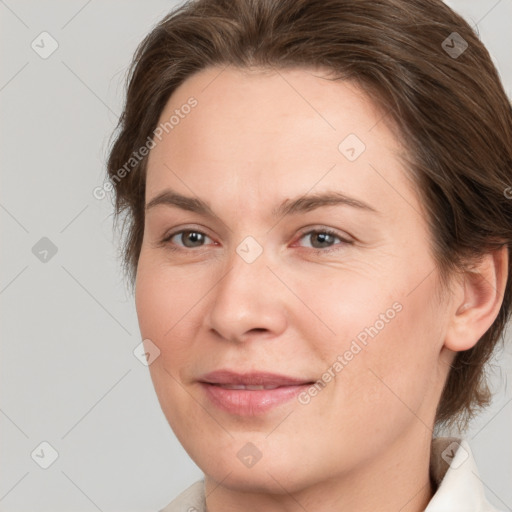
(145, 65, 419, 224)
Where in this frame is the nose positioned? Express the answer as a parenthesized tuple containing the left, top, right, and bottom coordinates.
(204, 241, 288, 344)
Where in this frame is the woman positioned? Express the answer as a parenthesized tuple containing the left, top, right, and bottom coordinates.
(106, 0, 512, 510)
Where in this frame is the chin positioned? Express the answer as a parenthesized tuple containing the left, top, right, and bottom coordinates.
(206, 465, 307, 495)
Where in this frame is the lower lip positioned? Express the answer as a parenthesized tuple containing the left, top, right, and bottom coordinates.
(200, 383, 311, 416)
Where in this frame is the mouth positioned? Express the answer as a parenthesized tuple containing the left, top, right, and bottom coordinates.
(198, 370, 316, 416)
(199, 370, 314, 386)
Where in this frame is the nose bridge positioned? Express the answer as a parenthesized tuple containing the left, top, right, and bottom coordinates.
(204, 235, 287, 342)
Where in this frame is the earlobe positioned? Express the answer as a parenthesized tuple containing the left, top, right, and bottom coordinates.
(444, 245, 508, 352)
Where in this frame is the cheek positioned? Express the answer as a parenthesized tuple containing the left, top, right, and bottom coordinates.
(346, 281, 446, 425)
(135, 258, 190, 340)
(135, 265, 199, 420)
(135, 278, 167, 341)
(297, 270, 403, 362)
(314, 267, 445, 418)
(135, 259, 208, 386)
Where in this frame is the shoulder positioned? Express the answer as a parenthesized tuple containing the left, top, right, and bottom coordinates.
(159, 480, 206, 512)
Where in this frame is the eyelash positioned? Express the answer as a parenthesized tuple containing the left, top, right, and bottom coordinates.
(159, 227, 353, 254)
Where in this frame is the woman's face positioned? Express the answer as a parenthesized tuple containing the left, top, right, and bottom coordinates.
(135, 66, 455, 493)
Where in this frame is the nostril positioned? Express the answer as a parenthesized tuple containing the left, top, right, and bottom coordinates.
(249, 328, 267, 334)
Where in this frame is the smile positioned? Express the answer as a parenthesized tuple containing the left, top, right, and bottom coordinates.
(198, 370, 315, 416)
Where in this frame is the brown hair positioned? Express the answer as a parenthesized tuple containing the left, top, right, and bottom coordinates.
(106, 0, 512, 430)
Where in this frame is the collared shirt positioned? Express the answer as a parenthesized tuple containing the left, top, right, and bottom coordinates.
(160, 437, 503, 512)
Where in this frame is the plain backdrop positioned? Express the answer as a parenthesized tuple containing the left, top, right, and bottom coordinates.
(1, 1, 511, 511)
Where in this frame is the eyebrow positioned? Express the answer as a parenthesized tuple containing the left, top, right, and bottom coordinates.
(145, 188, 379, 219)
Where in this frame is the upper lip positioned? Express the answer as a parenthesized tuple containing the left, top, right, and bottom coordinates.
(199, 370, 314, 386)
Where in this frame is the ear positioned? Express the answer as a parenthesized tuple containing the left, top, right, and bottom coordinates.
(444, 245, 509, 352)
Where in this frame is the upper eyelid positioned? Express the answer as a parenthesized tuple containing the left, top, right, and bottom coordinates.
(163, 225, 215, 241)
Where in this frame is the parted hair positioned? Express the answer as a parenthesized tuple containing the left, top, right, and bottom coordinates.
(106, 0, 512, 430)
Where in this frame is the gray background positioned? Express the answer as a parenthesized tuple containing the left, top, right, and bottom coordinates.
(0, 1, 511, 511)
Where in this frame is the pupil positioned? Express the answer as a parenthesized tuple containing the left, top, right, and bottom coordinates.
(313, 232, 332, 248)
(185, 231, 203, 247)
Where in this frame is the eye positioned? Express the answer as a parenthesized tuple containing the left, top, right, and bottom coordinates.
(295, 228, 352, 252)
(163, 229, 214, 249)
(160, 227, 352, 253)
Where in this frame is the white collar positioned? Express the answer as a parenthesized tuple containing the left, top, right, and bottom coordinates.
(426, 437, 501, 511)
(161, 437, 501, 512)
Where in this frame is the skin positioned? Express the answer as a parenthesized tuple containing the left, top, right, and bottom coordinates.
(135, 65, 507, 512)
